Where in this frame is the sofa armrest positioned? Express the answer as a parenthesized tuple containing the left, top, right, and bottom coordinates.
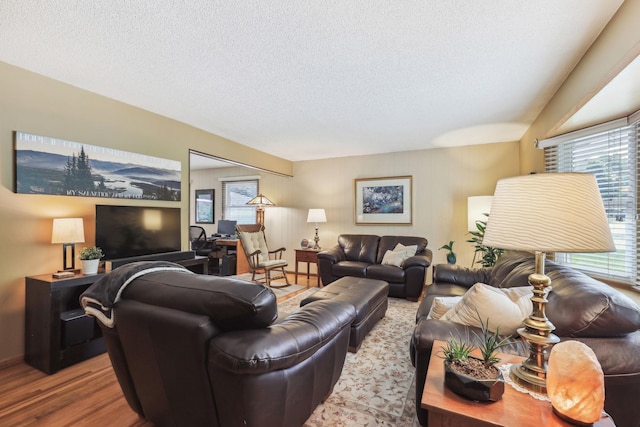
(432, 263, 492, 287)
(208, 300, 355, 374)
(316, 245, 345, 264)
(403, 250, 433, 269)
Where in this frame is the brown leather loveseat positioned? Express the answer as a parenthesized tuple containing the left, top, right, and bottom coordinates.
(317, 234, 433, 300)
(410, 251, 640, 427)
(82, 262, 356, 427)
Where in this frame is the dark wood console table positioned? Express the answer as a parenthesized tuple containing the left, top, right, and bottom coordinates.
(24, 256, 211, 374)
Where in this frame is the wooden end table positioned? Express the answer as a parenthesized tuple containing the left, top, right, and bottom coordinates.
(294, 248, 320, 287)
(422, 340, 616, 427)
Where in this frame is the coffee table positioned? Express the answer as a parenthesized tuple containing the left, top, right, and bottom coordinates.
(421, 340, 616, 427)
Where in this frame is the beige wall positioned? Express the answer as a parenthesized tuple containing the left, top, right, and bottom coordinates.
(0, 62, 518, 363)
(0, 62, 292, 363)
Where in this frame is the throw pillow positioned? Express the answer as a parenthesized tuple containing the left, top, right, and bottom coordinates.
(427, 296, 462, 320)
(440, 283, 533, 335)
(381, 243, 419, 267)
(381, 250, 405, 267)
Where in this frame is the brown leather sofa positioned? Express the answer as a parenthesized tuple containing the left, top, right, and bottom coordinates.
(317, 234, 433, 300)
(410, 251, 640, 427)
(94, 269, 356, 427)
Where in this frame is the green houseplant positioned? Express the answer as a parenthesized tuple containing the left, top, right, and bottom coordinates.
(439, 314, 511, 402)
(79, 246, 103, 275)
(466, 214, 505, 267)
(439, 241, 457, 265)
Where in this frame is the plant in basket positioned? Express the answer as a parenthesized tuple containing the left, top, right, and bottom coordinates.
(438, 313, 512, 402)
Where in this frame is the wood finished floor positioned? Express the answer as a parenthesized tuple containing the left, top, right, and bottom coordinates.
(0, 273, 316, 427)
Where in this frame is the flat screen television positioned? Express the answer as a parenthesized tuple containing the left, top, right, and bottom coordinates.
(96, 205, 181, 260)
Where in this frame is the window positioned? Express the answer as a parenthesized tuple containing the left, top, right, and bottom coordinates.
(542, 117, 639, 286)
(221, 179, 258, 224)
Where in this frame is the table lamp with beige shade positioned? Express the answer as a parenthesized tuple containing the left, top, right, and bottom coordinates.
(482, 173, 615, 394)
(51, 217, 85, 271)
(306, 208, 327, 249)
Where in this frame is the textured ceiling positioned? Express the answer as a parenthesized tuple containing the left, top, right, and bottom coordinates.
(0, 1, 625, 161)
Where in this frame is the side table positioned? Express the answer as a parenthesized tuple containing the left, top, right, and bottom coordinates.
(295, 248, 321, 287)
(422, 340, 615, 427)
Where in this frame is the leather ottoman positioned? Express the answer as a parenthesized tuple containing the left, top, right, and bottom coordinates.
(300, 276, 389, 352)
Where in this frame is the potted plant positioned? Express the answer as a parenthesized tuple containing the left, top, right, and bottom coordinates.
(466, 214, 505, 267)
(439, 241, 457, 264)
(79, 246, 103, 275)
(439, 314, 512, 402)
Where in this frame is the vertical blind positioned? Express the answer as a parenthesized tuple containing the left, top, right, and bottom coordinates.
(543, 119, 639, 286)
(221, 179, 258, 224)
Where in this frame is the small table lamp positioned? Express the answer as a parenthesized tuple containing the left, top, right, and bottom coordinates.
(246, 193, 275, 226)
(307, 209, 327, 249)
(482, 173, 615, 394)
(51, 218, 85, 271)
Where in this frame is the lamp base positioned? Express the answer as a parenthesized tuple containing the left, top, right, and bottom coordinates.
(312, 226, 321, 250)
(509, 362, 548, 394)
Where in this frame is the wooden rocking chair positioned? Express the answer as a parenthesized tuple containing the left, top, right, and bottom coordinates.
(236, 224, 291, 288)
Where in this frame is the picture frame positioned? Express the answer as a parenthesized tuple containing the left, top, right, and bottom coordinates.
(195, 189, 215, 224)
(354, 176, 412, 225)
(14, 131, 181, 200)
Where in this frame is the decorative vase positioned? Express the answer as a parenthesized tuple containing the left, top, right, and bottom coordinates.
(81, 259, 100, 275)
(446, 253, 457, 265)
(444, 358, 504, 402)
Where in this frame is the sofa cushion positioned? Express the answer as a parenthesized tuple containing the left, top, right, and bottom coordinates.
(338, 234, 380, 263)
(333, 261, 369, 278)
(546, 263, 640, 337)
(440, 283, 533, 335)
(367, 264, 406, 282)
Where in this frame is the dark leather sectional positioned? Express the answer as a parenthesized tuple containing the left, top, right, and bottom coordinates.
(411, 251, 640, 427)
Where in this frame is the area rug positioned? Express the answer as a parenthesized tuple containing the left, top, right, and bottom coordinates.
(278, 292, 421, 426)
(230, 272, 307, 299)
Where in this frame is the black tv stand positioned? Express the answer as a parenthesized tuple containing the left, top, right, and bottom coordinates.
(104, 251, 196, 271)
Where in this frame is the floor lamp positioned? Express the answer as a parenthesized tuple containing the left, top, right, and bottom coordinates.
(246, 193, 275, 226)
(51, 218, 85, 271)
(482, 173, 615, 394)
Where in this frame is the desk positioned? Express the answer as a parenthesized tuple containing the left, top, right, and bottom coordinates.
(213, 239, 250, 275)
(422, 340, 615, 427)
(295, 249, 320, 286)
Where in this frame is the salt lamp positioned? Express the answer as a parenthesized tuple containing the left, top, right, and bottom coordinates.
(547, 341, 604, 425)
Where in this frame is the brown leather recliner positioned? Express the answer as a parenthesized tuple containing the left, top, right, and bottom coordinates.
(410, 251, 640, 427)
(95, 270, 356, 427)
(317, 234, 433, 300)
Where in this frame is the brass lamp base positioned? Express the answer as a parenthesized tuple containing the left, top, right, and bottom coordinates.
(312, 226, 321, 250)
(509, 250, 560, 394)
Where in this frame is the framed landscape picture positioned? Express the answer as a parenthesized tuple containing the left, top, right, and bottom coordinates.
(354, 176, 412, 225)
(195, 189, 214, 223)
(14, 131, 181, 201)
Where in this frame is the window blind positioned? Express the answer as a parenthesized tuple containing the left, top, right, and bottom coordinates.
(221, 179, 258, 225)
(544, 120, 638, 285)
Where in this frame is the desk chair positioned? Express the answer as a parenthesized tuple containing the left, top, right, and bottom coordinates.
(236, 224, 290, 288)
(189, 226, 222, 274)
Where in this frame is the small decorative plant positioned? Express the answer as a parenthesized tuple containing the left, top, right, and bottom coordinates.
(473, 312, 512, 369)
(79, 246, 104, 260)
(438, 312, 512, 401)
(439, 241, 457, 264)
(466, 214, 505, 267)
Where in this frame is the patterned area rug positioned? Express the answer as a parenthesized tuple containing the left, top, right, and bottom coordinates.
(278, 291, 421, 426)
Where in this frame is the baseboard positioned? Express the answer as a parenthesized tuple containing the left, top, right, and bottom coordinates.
(0, 354, 24, 370)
